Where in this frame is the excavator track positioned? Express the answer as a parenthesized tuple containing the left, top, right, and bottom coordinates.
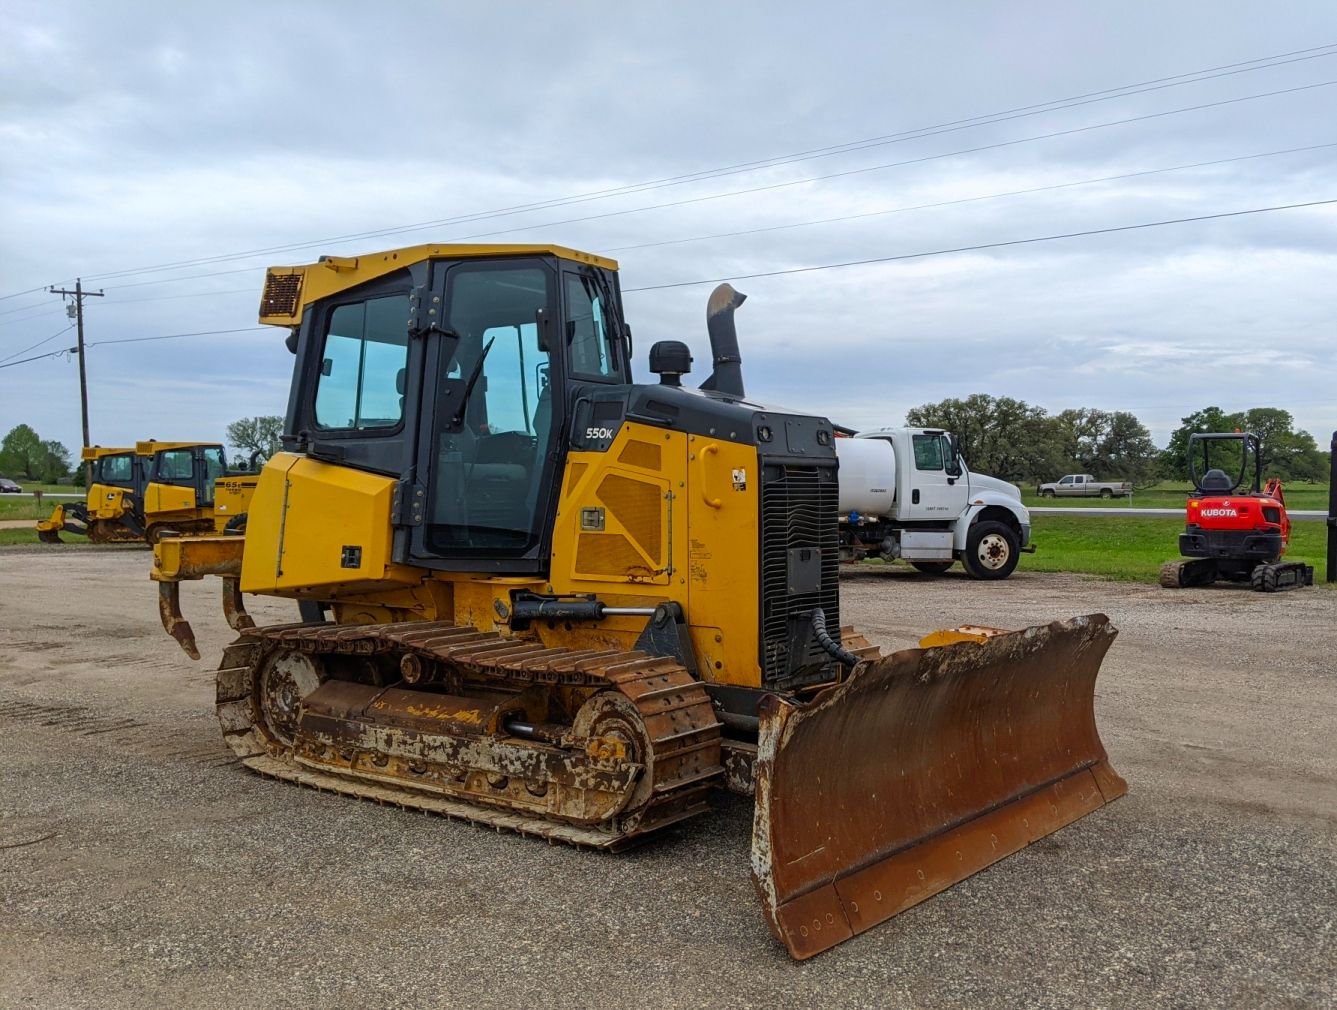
(1250, 561, 1315, 592)
(213, 621, 724, 851)
(1158, 558, 1217, 588)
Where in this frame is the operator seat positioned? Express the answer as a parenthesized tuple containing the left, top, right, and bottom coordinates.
(1197, 468, 1234, 493)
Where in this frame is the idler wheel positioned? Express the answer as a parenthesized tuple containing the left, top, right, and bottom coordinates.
(256, 649, 324, 747)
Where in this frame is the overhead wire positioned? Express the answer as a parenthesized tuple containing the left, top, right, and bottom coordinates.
(622, 198, 1337, 291)
(3, 199, 1331, 373)
(0, 326, 270, 370)
(378, 80, 1337, 248)
(0, 323, 75, 365)
(601, 142, 1337, 253)
(9, 69, 1331, 321)
(13, 40, 1328, 290)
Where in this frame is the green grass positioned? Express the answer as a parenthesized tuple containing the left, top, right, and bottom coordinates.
(1024, 513, 1331, 583)
(0, 486, 84, 520)
(0, 528, 45, 545)
(1021, 480, 1331, 510)
(0, 528, 149, 548)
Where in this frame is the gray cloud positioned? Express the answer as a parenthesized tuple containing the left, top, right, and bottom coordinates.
(2, 0, 1335, 457)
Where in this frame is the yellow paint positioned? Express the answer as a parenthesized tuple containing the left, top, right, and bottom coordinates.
(241, 453, 421, 594)
(919, 626, 1010, 648)
(144, 481, 197, 515)
(259, 243, 620, 327)
(211, 476, 258, 531)
(684, 438, 762, 687)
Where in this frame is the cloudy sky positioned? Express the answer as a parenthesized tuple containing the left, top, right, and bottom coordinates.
(2, 2, 1335, 459)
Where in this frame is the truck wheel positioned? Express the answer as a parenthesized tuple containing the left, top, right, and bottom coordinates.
(910, 561, 953, 575)
(963, 521, 1020, 580)
(1040, 489, 1055, 498)
(1099, 488, 1113, 499)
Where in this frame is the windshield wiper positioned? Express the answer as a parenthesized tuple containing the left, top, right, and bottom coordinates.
(449, 335, 495, 428)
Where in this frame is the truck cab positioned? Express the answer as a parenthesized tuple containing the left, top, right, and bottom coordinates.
(836, 427, 1031, 579)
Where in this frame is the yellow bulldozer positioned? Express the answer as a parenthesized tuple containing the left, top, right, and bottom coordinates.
(38, 440, 258, 544)
(152, 243, 1125, 959)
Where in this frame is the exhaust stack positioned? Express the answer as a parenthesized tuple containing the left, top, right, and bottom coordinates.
(701, 283, 747, 398)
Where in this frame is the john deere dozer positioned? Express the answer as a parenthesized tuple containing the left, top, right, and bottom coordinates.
(153, 244, 1125, 958)
(39, 440, 256, 544)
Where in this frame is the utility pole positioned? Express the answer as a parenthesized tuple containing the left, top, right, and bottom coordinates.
(1328, 430, 1335, 584)
(50, 279, 104, 483)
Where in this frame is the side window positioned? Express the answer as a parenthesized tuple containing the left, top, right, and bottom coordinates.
(1059, 476, 1073, 485)
(101, 454, 133, 483)
(157, 450, 193, 480)
(912, 434, 944, 471)
(314, 294, 409, 430)
(565, 273, 615, 378)
(202, 447, 227, 483)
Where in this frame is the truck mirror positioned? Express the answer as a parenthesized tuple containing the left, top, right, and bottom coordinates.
(945, 435, 962, 476)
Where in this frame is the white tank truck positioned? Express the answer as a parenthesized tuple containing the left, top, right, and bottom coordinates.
(836, 427, 1033, 579)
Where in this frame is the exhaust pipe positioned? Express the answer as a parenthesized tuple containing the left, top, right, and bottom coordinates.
(702, 283, 747, 398)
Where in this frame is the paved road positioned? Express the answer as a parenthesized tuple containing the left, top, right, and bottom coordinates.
(1, 553, 1333, 1009)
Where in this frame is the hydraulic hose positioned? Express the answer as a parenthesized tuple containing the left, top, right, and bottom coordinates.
(811, 608, 861, 668)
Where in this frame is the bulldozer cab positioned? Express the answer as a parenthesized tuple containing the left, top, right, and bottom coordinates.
(281, 248, 630, 573)
(82, 446, 146, 498)
(1188, 431, 1260, 496)
(139, 442, 230, 507)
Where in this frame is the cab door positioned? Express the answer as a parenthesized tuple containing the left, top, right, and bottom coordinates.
(901, 432, 970, 521)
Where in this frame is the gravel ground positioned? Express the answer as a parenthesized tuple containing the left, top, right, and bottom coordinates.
(0, 551, 1333, 1010)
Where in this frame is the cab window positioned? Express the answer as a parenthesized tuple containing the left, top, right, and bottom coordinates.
(565, 273, 616, 378)
(100, 454, 133, 483)
(314, 294, 409, 430)
(157, 450, 193, 481)
(1060, 476, 1074, 485)
(912, 434, 944, 471)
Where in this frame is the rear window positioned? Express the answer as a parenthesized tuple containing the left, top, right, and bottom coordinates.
(100, 454, 134, 483)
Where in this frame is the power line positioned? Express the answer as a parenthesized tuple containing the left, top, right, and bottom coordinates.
(604, 142, 1337, 254)
(0, 326, 270, 370)
(20, 71, 1334, 315)
(23, 41, 1331, 292)
(4, 201, 1328, 373)
(86, 326, 268, 348)
(0, 284, 53, 304)
(0, 323, 74, 365)
(412, 80, 1337, 246)
(623, 198, 1337, 292)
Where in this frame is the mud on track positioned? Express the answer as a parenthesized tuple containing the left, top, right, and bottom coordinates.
(1, 551, 1333, 1009)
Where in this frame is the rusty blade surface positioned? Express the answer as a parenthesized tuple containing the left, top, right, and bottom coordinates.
(751, 613, 1127, 960)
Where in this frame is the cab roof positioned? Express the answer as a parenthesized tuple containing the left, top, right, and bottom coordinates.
(259, 243, 619, 327)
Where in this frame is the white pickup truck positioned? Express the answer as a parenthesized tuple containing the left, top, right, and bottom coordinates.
(1037, 474, 1132, 498)
(835, 427, 1032, 580)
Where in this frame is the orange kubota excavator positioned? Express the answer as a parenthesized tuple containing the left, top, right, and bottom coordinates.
(151, 244, 1125, 958)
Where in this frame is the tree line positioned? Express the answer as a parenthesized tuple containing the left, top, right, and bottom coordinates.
(0, 425, 74, 484)
(904, 396, 1328, 486)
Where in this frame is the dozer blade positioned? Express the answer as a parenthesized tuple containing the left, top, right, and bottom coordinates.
(751, 613, 1126, 960)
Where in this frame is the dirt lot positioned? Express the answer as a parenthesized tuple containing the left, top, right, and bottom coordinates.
(1, 549, 1333, 1009)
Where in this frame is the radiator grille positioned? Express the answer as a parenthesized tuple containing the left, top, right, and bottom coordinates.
(759, 461, 840, 689)
(260, 272, 303, 318)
